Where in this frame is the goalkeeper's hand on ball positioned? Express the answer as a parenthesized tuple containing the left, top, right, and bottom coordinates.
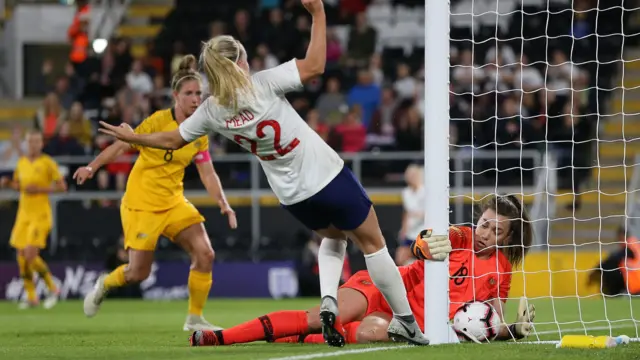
(509, 297, 536, 339)
(410, 229, 452, 261)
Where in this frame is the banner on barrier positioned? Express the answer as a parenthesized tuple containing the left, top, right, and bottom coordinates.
(0, 261, 298, 301)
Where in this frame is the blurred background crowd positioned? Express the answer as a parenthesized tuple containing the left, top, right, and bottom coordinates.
(2, 0, 629, 198)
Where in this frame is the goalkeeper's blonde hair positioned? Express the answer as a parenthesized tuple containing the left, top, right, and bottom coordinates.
(478, 194, 532, 267)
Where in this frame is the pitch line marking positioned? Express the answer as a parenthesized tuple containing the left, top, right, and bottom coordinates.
(265, 324, 640, 359)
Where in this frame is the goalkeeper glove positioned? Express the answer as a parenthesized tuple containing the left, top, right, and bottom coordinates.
(410, 229, 452, 261)
(508, 297, 536, 340)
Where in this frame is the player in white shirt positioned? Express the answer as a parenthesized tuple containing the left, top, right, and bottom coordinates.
(99, 0, 450, 347)
(396, 164, 425, 266)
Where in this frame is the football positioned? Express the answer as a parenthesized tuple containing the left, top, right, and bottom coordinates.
(452, 301, 501, 343)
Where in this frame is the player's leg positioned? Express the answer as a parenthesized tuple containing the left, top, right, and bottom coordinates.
(321, 167, 427, 345)
(281, 198, 349, 346)
(344, 206, 427, 345)
(25, 222, 59, 309)
(171, 221, 219, 331)
(10, 220, 38, 308)
(290, 313, 392, 344)
(16, 249, 38, 308)
(190, 287, 368, 346)
(84, 206, 159, 317)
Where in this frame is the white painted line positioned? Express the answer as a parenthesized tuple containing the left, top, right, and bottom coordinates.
(265, 345, 412, 360)
(265, 324, 640, 359)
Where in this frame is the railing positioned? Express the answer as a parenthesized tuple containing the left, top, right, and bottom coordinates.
(0, 150, 544, 256)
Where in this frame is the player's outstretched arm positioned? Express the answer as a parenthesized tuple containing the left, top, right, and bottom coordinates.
(296, 0, 326, 83)
(73, 140, 132, 185)
(99, 122, 188, 150)
(494, 297, 536, 341)
(195, 160, 237, 229)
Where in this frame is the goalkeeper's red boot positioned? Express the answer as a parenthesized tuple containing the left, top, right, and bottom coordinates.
(189, 330, 222, 346)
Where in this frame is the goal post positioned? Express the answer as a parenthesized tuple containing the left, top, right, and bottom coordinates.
(423, 0, 458, 345)
(423, 0, 640, 346)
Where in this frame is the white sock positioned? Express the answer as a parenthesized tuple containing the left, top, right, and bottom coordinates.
(318, 237, 347, 301)
(364, 246, 413, 318)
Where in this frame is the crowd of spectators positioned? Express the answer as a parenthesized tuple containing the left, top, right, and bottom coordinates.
(0, 0, 609, 199)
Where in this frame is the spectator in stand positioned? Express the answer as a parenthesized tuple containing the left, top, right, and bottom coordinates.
(126, 59, 154, 96)
(54, 76, 76, 110)
(250, 57, 266, 75)
(35, 92, 66, 140)
(370, 87, 398, 137)
(256, 43, 280, 70)
(66, 102, 93, 150)
(291, 14, 312, 59)
(393, 63, 418, 100)
(112, 39, 133, 89)
(170, 41, 188, 75)
(332, 107, 367, 153)
(551, 100, 593, 211)
(67, 0, 90, 77)
(0, 126, 24, 177)
(230, 9, 255, 56)
(548, 49, 587, 97)
(315, 77, 346, 125)
(452, 48, 484, 96)
(44, 121, 85, 156)
(306, 109, 329, 142)
(34, 59, 56, 96)
(347, 70, 380, 129)
(262, 8, 291, 61)
(346, 12, 377, 68)
(395, 106, 422, 151)
(326, 28, 343, 66)
(513, 53, 544, 92)
(369, 53, 384, 86)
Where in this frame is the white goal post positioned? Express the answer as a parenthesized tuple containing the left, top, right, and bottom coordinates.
(423, 0, 640, 345)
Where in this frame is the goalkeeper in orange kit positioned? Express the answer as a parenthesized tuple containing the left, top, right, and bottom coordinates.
(190, 195, 536, 346)
(74, 55, 236, 331)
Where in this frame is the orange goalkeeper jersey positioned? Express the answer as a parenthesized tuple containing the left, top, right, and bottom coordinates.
(122, 108, 209, 212)
(401, 226, 513, 321)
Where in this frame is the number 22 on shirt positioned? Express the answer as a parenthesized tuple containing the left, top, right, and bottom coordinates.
(233, 119, 300, 161)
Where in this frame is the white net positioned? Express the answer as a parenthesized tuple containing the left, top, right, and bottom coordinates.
(448, 0, 640, 342)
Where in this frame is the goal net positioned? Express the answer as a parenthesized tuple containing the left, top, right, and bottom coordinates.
(442, 0, 640, 344)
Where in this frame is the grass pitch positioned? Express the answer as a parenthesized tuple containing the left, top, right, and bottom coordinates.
(1, 297, 640, 360)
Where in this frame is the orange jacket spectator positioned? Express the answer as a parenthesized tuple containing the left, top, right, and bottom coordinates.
(68, 2, 90, 64)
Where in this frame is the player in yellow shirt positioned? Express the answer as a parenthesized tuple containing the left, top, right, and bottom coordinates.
(0, 130, 67, 309)
(73, 55, 236, 331)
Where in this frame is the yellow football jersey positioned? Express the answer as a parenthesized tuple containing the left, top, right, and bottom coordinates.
(122, 108, 209, 211)
(13, 155, 62, 217)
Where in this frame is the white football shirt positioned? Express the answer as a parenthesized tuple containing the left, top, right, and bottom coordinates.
(179, 59, 344, 205)
(402, 186, 425, 240)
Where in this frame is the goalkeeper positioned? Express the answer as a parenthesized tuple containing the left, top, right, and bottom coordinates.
(190, 194, 537, 346)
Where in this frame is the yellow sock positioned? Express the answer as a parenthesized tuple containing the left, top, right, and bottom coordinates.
(103, 264, 128, 290)
(188, 270, 212, 316)
(30, 256, 57, 293)
(17, 255, 37, 303)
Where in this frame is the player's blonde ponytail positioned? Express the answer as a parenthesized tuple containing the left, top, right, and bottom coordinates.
(200, 35, 252, 111)
(171, 54, 200, 91)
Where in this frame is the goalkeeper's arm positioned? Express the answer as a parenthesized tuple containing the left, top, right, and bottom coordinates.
(493, 297, 536, 341)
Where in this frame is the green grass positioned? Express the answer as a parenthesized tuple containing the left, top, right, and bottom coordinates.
(1, 298, 640, 360)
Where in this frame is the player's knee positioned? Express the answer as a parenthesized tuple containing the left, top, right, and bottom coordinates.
(192, 246, 214, 272)
(355, 326, 387, 343)
(125, 264, 152, 283)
